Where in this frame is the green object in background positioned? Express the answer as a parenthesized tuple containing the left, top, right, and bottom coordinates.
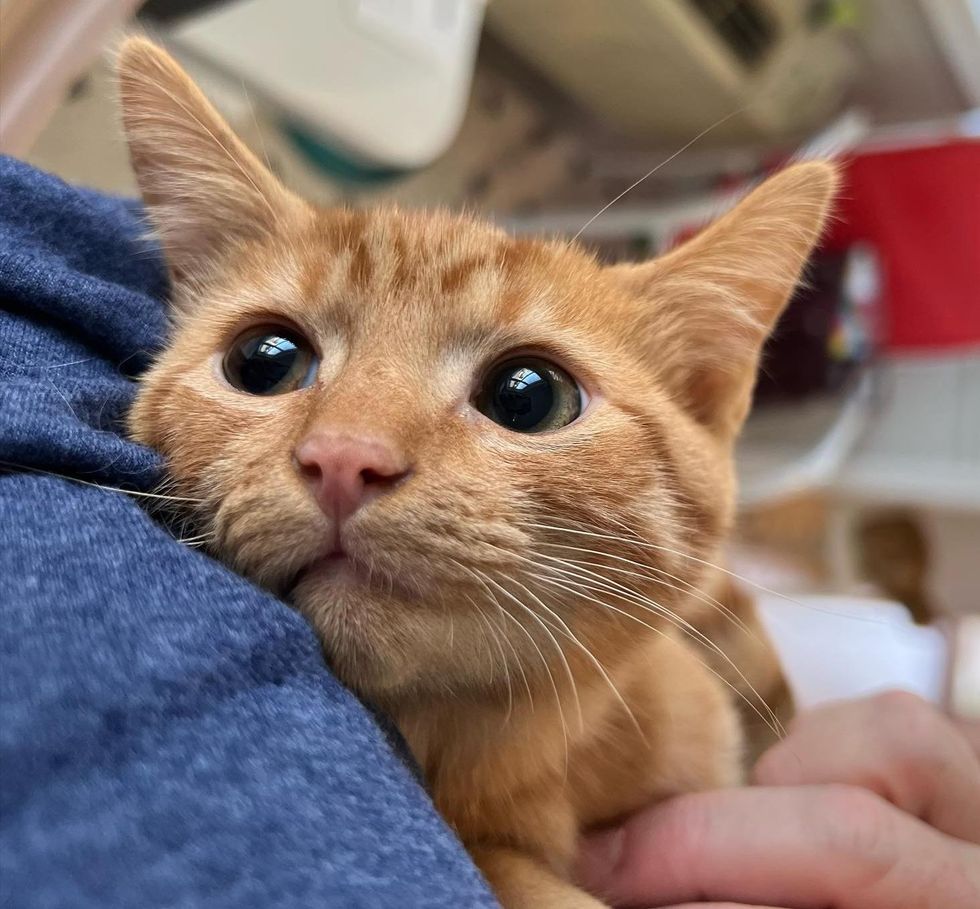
(808, 0, 861, 29)
(281, 121, 405, 186)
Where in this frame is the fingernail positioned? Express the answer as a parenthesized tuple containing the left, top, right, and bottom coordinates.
(574, 825, 625, 892)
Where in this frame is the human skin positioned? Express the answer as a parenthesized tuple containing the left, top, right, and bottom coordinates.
(576, 691, 980, 909)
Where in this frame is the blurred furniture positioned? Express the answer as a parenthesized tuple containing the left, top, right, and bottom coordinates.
(756, 594, 948, 709)
(3, 0, 486, 176)
(487, 0, 857, 142)
(743, 135, 980, 507)
(827, 355, 980, 511)
(152, 0, 486, 174)
(817, 138, 980, 602)
(0, 0, 142, 156)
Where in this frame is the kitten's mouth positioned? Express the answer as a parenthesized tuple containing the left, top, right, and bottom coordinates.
(291, 549, 356, 591)
(287, 542, 422, 605)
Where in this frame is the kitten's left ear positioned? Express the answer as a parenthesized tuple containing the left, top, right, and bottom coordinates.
(116, 37, 304, 288)
(610, 162, 839, 438)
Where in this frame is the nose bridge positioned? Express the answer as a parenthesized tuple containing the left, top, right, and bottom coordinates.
(302, 351, 429, 450)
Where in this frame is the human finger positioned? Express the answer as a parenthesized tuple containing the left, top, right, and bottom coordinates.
(576, 785, 980, 909)
(753, 691, 980, 843)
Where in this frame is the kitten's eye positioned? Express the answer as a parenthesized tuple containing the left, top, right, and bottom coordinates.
(223, 325, 317, 396)
(475, 357, 582, 433)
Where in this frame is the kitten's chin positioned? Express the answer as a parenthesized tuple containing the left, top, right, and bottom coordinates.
(289, 558, 446, 702)
(288, 555, 533, 706)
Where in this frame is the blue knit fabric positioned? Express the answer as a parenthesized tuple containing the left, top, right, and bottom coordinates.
(0, 156, 496, 909)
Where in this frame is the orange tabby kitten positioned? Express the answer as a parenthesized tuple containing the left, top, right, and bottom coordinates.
(118, 38, 837, 908)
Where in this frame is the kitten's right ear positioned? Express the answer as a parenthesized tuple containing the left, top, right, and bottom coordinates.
(116, 37, 302, 286)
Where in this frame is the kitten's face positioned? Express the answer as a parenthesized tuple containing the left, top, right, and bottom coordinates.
(131, 209, 726, 699)
(120, 40, 836, 705)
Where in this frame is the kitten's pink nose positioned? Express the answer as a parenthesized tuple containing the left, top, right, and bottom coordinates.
(294, 431, 411, 526)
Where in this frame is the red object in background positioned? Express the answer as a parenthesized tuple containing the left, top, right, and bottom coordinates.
(826, 140, 980, 351)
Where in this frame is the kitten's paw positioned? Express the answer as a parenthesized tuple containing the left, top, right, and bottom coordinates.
(471, 845, 609, 909)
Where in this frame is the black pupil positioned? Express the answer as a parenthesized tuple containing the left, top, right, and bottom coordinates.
(236, 334, 299, 394)
(492, 365, 554, 430)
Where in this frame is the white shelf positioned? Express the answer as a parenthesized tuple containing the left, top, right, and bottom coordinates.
(737, 351, 980, 512)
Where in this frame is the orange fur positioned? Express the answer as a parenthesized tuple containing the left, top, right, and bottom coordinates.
(118, 38, 838, 907)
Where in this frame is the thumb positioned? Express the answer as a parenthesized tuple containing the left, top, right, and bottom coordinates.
(575, 825, 627, 898)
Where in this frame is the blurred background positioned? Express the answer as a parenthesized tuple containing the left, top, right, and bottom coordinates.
(2, 0, 978, 711)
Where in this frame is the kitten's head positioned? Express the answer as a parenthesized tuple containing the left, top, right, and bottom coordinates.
(119, 39, 837, 707)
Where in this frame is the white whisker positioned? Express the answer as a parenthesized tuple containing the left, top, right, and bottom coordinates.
(533, 569, 783, 741)
(538, 538, 755, 639)
(463, 565, 571, 777)
(571, 108, 745, 242)
(509, 572, 646, 743)
(482, 572, 584, 737)
(466, 592, 515, 726)
(0, 461, 205, 503)
(528, 522, 888, 626)
(536, 551, 784, 734)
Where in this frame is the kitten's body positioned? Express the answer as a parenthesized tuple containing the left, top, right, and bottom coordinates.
(404, 634, 739, 906)
(117, 39, 834, 907)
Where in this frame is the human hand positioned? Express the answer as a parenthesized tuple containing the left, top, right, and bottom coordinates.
(576, 691, 980, 908)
